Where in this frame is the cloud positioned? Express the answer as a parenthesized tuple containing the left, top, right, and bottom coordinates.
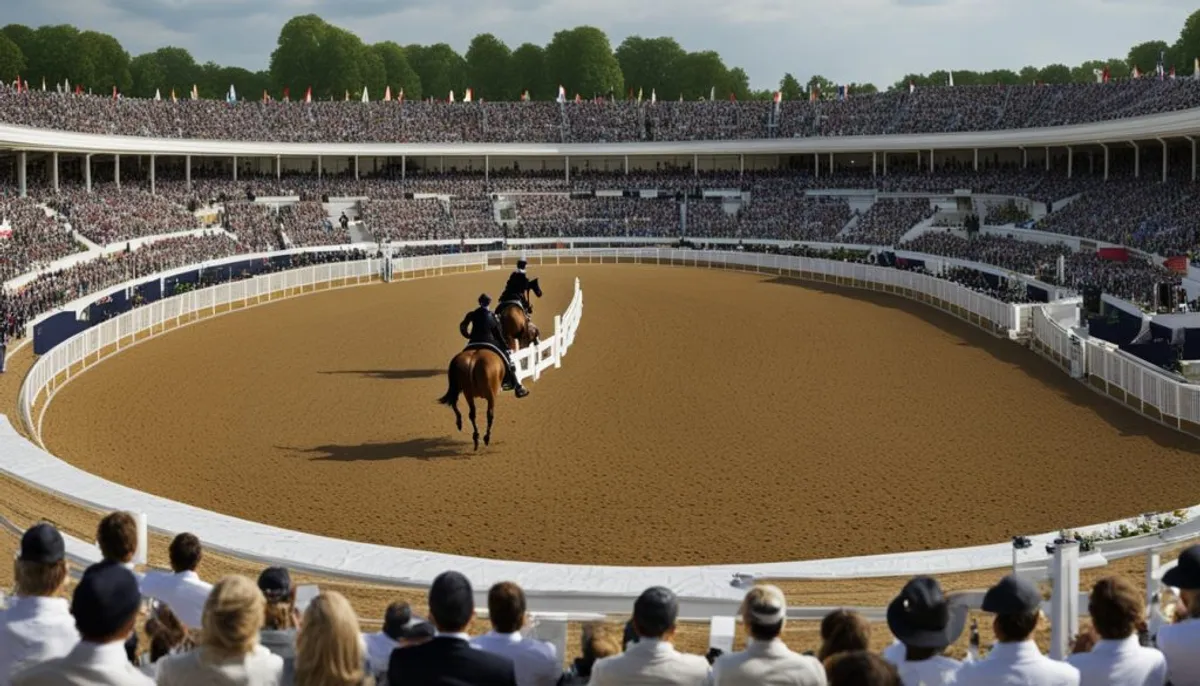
(2, 0, 1196, 90)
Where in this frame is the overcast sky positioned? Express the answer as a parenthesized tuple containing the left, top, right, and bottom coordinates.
(7, 0, 1196, 89)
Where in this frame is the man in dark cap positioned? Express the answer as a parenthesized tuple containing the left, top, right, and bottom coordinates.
(0, 523, 79, 682)
(460, 293, 529, 398)
(388, 571, 516, 686)
(1157, 544, 1200, 685)
(884, 576, 968, 686)
(955, 575, 1079, 685)
(364, 601, 434, 677)
(590, 586, 710, 686)
(12, 562, 153, 685)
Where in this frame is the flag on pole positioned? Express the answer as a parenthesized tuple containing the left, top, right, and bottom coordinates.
(1170, 65, 1176, 79)
(170, 88, 176, 102)
(262, 90, 270, 103)
(909, 80, 915, 93)
(709, 86, 715, 101)
(650, 88, 656, 103)
(344, 90, 349, 101)
(361, 87, 368, 102)
(521, 90, 529, 101)
(191, 84, 199, 100)
(384, 86, 392, 101)
(449, 90, 455, 102)
(1103, 66, 1110, 83)
(304, 86, 312, 103)
(773, 91, 781, 103)
(398, 89, 404, 102)
(75, 84, 83, 95)
(41, 77, 45, 92)
(464, 88, 473, 102)
(556, 85, 566, 103)
(1158, 50, 1166, 79)
(226, 84, 236, 103)
(155, 88, 161, 101)
(1132, 65, 1141, 79)
(948, 71, 954, 87)
(1194, 57, 1200, 80)
(1093, 69, 1103, 84)
(575, 93, 582, 103)
(112, 85, 118, 100)
(283, 87, 290, 102)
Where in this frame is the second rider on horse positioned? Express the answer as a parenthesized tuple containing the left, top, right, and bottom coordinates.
(499, 259, 540, 317)
(460, 294, 529, 399)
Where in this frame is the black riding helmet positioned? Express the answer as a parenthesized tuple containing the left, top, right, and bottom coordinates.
(517, 259, 528, 270)
(478, 293, 491, 307)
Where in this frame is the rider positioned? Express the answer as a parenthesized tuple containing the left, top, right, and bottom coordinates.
(460, 293, 529, 399)
(500, 259, 536, 316)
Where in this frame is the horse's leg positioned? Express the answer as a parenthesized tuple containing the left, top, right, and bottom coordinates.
(483, 373, 497, 447)
(451, 397, 462, 432)
(467, 395, 479, 451)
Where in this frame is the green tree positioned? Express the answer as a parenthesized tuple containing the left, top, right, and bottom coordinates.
(849, 82, 878, 95)
(1019, 65, 1039, 83)
(806, 74, 835, 97)
(406, 43, 466, 99)
(726, 67, 750, 100)
(1037, 63, 1072, 84)
(75, 31, 132, 93)
(1128, 40, 1171, 74)
(0, 33, 25, 85)
(511, 42, 546, 98)
(1174, 9, 1200, 76)
(465, 33, 513, 100)
(129, 53, 166, 97)
(674, 50, 728, 99)
(27, 25, 80, 84)
(372, 42, 422, 100)
(615, 36, 684, 98)
(269, 15, 333, 97)
(545, 26, 623, 98)
(1, 24, 33, 76)
(981, 69, 1021, 85)
(778, 72, 802, 100)
(1071, 59, 1110, 83)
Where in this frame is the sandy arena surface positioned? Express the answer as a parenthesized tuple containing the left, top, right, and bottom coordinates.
(39, 265, 1200, 567)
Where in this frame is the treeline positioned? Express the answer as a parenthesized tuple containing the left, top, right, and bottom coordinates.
(0, 10, 1199, 103)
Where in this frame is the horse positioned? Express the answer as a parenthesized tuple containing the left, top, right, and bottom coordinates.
(436, 347, 506, 450)
(497, 303, 540, 352)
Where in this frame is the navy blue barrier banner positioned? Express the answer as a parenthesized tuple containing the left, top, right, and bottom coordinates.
(33, 312, 88, 355)
(1087, 310, 1143, 347)
(1182, 328, 1200, 359)
(1120, 341, 1178, 370)
(1025, 285, 1050, 303)
(87, 289, 130, 325)
(163, 270, 201, 296)
(135, 279, 162, 304)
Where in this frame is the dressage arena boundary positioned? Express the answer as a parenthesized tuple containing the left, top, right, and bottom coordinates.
(2, 246, 1199, 616)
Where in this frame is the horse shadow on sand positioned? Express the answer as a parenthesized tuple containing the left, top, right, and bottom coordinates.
(280, 436, 488, 463)
(318, 369, 443, 381)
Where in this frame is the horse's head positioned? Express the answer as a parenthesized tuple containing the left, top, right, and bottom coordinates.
(529, 278, 543, 298)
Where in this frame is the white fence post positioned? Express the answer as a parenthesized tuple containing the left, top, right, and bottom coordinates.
(1145, 550, 1161, 612)
(134, 512, 148, 566)
(553, 315, 563, 368)
(1049, 540, 1081, 661)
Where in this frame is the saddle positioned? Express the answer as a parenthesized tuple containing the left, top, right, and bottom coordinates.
(496, 299, 528, 318)
(465, 341, 512, 364)
(464, 342, 516, 390)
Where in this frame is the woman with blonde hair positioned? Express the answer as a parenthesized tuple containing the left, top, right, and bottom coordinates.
(156, 574, 284, 685)
(289, 591, 372, 686)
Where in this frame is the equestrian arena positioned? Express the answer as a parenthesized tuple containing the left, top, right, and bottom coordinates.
(28, 252, 1200, 574)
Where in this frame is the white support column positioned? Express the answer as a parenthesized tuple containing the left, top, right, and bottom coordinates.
(114, 154, 120, 189)
(1045, 146, 1050, 171)
(1067, 146, 1072, 179)
(318, 155, 323, 179)
(1189, 136, 1197, 181)
(484, 155, 488, 183)
(1131, 141, 1140, 179)
(184, 154, 190, 191)
(51, 151, 59, 193)
(17, 151, 26, 198)
(624, 155, 629, 175)
(693, 153, 698, 178)
(871, 151, 877, 177)
(883, 152, 888, 176)
(929, 148, 934, 173)
(973, 148, 979, 172)
(1101, 143, 1109, 181)
(276, 154, 281, 180)
(354, 155, 359, 180)
(738, 154, 744, 179)
(149, 154, 155, 195)
(1145, 550, 1161, 613)
(1160, 138, 1168, 183)
(564, 156, 570, 185)
(1021, 146, 1028, 169)
(401, 155, 406, 180)
(813, 153, 819, 178)
(828, 152, 833, 176)
(438, 157, 444, 174)
(1049, 540, 1081, 661)
(86, 153, 93, 192)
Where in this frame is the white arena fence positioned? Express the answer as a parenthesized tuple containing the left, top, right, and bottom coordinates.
(3, 245, 1199, 629)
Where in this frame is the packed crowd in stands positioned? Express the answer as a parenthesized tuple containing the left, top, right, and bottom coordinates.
(0, 197, 83, 281)
(360, 199, 449, 242)
(280, 201, 349, 247)
(224, 202, 282, 252)
(44, 186, 200, 246)
(2, 78, 1199, 143)
(3, 518, 1199, 685)
(844, 198, 935, 245)
(1036, 179, 1200, 256)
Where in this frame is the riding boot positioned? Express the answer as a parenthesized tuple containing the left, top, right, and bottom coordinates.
(501, 361, 517, 392)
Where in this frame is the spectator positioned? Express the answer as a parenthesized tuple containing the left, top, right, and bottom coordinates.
(817, 610, 871, 662)
(290, 591, 372, 686)
(472, 582, 559, 686)
(1068, 576, 1166, 686)
(1156, 545, 1200, 686)
(711, 584, 825, 686)
(824, 651, 901, 686)
(143, 606, 193, 677)
(884, 576, 966, 686)
(0, 523, 79, 683)
(140, 533, 212, 631)
(362, 602, 433, 680)
(12, 562, 152, 686)
(956, 575, 1079, 685)
(154, 574, 284, 686)
(589, 586, 711, 686)
(95, 511, 139, 573)
(561, 623, 621, 686)
(388, 570, 516, 686)
(256, 567, 298, 661)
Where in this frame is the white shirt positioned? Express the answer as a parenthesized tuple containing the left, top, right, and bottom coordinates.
(11, 640, 153, 686)
(882, 639, 907, 665)
(590, 638, 710, 686)
(711, 638, 826, 686)
(0, 596, 80, 685)
(1067, 635, 1166, 686)
(138, 570, 212, 630)
(155, 644, 283, 686)
(1156, 618, 1200, 686)
(895, 655, 962, 686)
(956, 640, 1080, 686)
(472, 631, 560, 686)
(362, 631, 398, 677)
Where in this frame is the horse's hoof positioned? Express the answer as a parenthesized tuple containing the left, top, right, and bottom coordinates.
(455, 419, 462, 432)
(484, 434, 491, 446)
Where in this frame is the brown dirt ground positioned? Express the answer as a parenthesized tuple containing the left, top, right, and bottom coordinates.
(37, 265, 1200, 567)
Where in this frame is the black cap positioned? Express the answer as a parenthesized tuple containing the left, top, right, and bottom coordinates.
(72, 562, 141, 638)
(479, 293, 491, 306)
(886, 576, 967, 649)
(517, 260, 527, 269)
(257, 567, 292, 601)
(429, 571, 474, 631)
(633, 586, 678, 638)
(20, 523, 65, 564)
(383, 602, 435, 641)
(1163, 545, 1200, 590)
(981, 575, 1042, 615)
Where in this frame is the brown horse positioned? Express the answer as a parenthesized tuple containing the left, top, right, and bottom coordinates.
(497, 303, 540, 352)
(436, 347, 506, 450)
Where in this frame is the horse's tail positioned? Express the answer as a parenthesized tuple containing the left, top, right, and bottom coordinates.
(437, 358, 461, 406)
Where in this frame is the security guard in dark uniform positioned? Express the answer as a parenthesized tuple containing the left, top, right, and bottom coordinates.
(460, 294, 529, 398)
(499, 259, 539, 315)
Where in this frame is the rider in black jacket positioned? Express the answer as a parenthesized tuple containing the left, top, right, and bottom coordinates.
(500, 259, 538, 315)
(460, 294, 529, 398)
